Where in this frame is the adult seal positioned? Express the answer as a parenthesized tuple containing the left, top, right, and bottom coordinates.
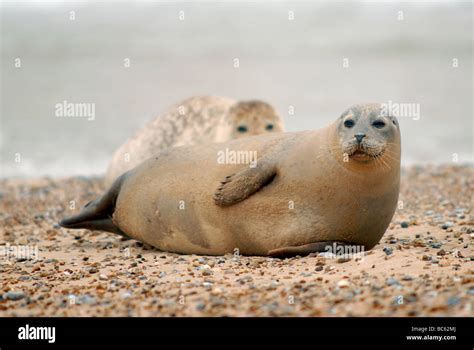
(60, 103, 401, 257)
(105, 96, 284, 186)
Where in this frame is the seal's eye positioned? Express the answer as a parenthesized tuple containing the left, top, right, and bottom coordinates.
(372, 120, 386, 129)
(344, 119, 355, 128)
(265, 124, 274, 131)
(237, 125, 248, 133)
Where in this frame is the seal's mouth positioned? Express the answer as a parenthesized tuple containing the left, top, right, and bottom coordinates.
(342, 141, 385, 162)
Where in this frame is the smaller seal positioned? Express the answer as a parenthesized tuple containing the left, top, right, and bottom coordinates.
(104, 96, 284, 186)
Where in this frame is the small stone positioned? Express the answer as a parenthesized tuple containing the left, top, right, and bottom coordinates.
(158, 271, 167, 278)
(121, 292, 132, 299)
(386, 277, 400, 286)
(437, 249, 447, 256)
(447, 296, 460, 306)
(5, 291, 26, 301)
(99, 274, 108, 281)
(78, 295, 95, 305)
(337, 280, 350, 288)
(422, 255, 432, 261)
(438, 260, 450, 267)
(401, 275, 413, 281)
(430, 242, 442, 249)
(400, 221, 409, 228)
(315, 266, 323, 272)
(201, 268, 213, 276)
(441, 222, 454, 230)
(196, 302, 206, 311)
(202, 282, 213, 290)
(383, 246, 393, 256)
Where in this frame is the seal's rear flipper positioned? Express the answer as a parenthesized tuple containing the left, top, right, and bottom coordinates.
(213, 160, 277, 207)
(268, 241, 347, 258)
(59, 174, 130, 239)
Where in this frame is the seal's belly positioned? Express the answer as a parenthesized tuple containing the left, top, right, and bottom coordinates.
(115, 175, 398, 255)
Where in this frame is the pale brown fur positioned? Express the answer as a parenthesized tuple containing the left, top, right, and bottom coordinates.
(61, 104, 401, 257)
(105, 96, 284, 186)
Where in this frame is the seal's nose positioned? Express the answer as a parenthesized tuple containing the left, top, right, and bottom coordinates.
(355, 133, 366, 144)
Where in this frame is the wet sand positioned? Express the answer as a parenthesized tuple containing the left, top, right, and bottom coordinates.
(0, 164, 473, 316)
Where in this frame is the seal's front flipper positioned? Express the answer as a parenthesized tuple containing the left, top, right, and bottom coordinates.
(213, 160, 277, 207)
(59, 174, 130, 239)
(268, 241, 347, 258)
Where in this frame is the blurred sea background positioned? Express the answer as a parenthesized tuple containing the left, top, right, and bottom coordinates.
(1, 0, 472, 178)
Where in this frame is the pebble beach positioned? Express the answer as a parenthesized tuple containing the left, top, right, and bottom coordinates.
(0, 164, 473, 317)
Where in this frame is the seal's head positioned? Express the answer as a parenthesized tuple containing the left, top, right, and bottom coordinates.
(337, 103, 400, 163)
(229, 100, 284, 139)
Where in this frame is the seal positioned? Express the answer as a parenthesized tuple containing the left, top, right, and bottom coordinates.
(60, 103, 401, 257)
(105, 96, 284, 186)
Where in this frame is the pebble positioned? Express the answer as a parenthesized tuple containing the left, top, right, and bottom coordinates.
(386, 277, 400, 286)
(201, 268, 213, 276)
(383, 247, 393, 256)
(121, 292, 132, 300)
(447, 296, 460, 306)
(441, 222, 454, 230)
(437, 249, 447, 256)
(400, 221, 410, 228)
(196, 302, 206, 311)
(5, 291, 26, 301)
(337, 280, 350, 288)
(99, 274, 108, 281)
(78, 295, 96, 305)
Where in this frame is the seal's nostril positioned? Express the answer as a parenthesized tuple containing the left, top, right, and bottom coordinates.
(355, 133, 366, 143)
